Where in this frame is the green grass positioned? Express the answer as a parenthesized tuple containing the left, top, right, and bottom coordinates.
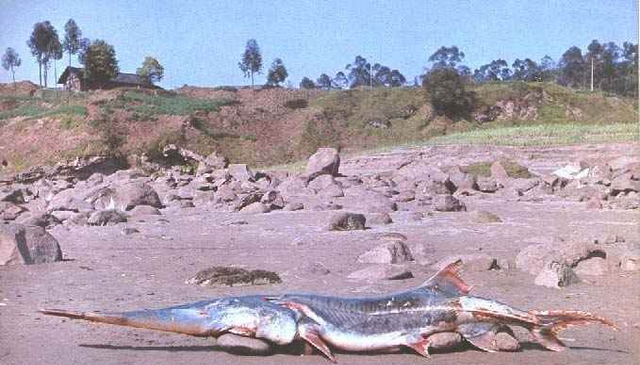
(462, 160, 533, 178)
(122, 91, 235, 116)
(0, 104, 48, 120)
(427, 122, 639, 146)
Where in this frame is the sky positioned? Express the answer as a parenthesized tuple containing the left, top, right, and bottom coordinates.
(1, 0, 638, 89)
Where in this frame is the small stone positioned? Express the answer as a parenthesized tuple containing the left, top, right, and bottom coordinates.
(434, 195, 466, 212)
(328, 212, 366, 231)
(216, 333, 272, 355)
(428, 332, 463, 350)
(283, 202, 304, 211)
(87, 210, 128, 226)
(121, 227, 140, 235)
(129, 205, 162, 216)
(367, 213, 393, 225)
(241, 202, 270, 214)
(495, 331, 520, 352)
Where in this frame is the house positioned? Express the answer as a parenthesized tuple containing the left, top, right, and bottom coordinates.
(57, 66, 159, 92)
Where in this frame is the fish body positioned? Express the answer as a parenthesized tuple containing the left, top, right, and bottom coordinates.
(271, 261, 615, 362)
(40, 295, 298, 346)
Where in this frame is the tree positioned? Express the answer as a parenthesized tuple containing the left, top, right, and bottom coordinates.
(558, 46, 586, 88)
(27, 21, 58, 87)
(539, 55, 557, 82)
(332, 71, 348, 89)
(428, 46, 465, 69)
(372, 64, 406, 87)
(137, 56, 164, 84)
(473, 59, 511, 82)
(238, 39, 262, 87)
(345, 55, 372, 88)
(2, 47, 22, 87)
(512, 58, 541, 82)
(266, 58, 288, 86)
(423, 67, 472, 118)
(600, 42, 620, 92)
(77, 38, 91, 65)
(84, 40, 119, 88)
(62, 19, 82, 67)
(46, 33, 62, 89)
(619, 42, 638, 96)
(299, 77, 316, 89)
(316, 73, 332, 89)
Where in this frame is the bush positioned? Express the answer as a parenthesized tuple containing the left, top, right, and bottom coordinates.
(284, 98, 308, 109)
(423, 67, 474, 119)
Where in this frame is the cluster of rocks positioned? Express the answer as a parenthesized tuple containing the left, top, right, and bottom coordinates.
(515, 236, 640, 288)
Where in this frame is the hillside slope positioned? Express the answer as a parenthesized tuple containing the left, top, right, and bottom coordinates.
(0, 82, 637, 174)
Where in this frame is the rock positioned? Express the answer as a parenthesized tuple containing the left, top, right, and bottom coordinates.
(534, 261, 580, 288)
(610, 173, 640, 195)
(476, 177, 500, 193)
(515, 241, 603, 275)
(347, 265, 413, 281)
(428, 332, 463, 350)
(367, 213, 393, 225)
(228, 164, 254, 182)
(0, 223, 62, 265)
(620, 250, 640, 271)
(196, 152, 228, 175)
(260, 190, 285, 210)
(586, 197, 603, 210)
(112, 169, 147, 181)
(296, 262, 331, 275)
(574, 257, 608, 276)
(0, 201, 27, 220)
(129, 205, 162, 216)
(470, 210, 502, 223)
(87, 210, 128, 226)
(283, 202, 304, 211)
(434, 195, 466, 212)
(611, 192, 639, 210)
(357, 241, 414, 264)
(376, 232, 408, 242)
(608, 156, 638, 171)
(234, 192, 264, 211)
(495, 331, 520, 352)
(114, 182, 162, 211)
(306, 148, 340, 178)
(307, 174, 337, 191)
(121, 227, 140, 235)
(185, 266, 282, 287)
(328, 212, 366, 231)
(490, 161, 509, 180)
(431, 254, 499, 272)
(317, 183, 345, 198)
(215, 185, 237, 202)
(241, 202, 270, 214)
(553, 165, 589, 180)
(16, 212, 61, 228)
(216, 333, 272, 355)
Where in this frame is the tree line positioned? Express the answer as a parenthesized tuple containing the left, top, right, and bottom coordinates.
(3, 24, 637, 98)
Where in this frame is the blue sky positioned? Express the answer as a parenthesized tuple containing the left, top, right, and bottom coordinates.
(1, 0, 637, 89)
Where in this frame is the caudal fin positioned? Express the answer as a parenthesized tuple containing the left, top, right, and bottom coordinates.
(39, 307, 217, 337)
(529, 310, 617, 351)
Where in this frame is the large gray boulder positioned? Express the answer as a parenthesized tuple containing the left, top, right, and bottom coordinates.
(0, 222, 62, 265)
(306, 148, 340, 179)
(328, 212, 366, 231)
(113, 182, 162, 211)
(357, 240, 414, 264)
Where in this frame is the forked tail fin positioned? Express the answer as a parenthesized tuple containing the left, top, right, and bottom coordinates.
(39, 307, 217, 337)
(529, 310, 617, 351)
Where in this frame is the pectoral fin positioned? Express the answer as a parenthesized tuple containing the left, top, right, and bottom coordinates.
(297, 322, 336, 363)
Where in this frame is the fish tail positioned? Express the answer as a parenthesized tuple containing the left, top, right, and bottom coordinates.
(39, 307, 216, 336)
(528, 310, 617, 351)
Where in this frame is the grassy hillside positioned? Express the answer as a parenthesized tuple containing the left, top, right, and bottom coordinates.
(0, 82, 637, 174)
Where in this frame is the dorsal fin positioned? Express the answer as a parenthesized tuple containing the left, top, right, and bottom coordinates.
(421, 259, 472, 295)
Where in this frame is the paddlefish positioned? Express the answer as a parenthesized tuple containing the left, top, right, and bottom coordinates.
(40, 261, 615, 362)
(268, 260, 616, 362)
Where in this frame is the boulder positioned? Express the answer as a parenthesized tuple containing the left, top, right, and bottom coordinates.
(347, 265, 413, 281)
(620, 249, 640, 271)
(328, 212, 366, 231)
(228, 164, 255, 182)
(574, 257, 608, 276)
(114, 182, 162, 211)
(0, 223, 62, 265)
(87, 210, 128, 226)
(283, 202, 304, 211)
(0, 201, 27, 220)
(534, 261, 580, 288)
(610, 173, 640, 195)
(260, 190, 285, 210)
(476, 177, 500, 193)
(515, 241, 604, 275)
(490, 161, 509, 180)
(216, 333, 271, 355)
(129, 205, 162, 216)
(431, 254, 499, 272)
(241, 202, 271, 214)
(434, 195, 466, 212)
(306, 148, 340, 178)
(16, 212, 61, 228)
(357, 241, 414, 264)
